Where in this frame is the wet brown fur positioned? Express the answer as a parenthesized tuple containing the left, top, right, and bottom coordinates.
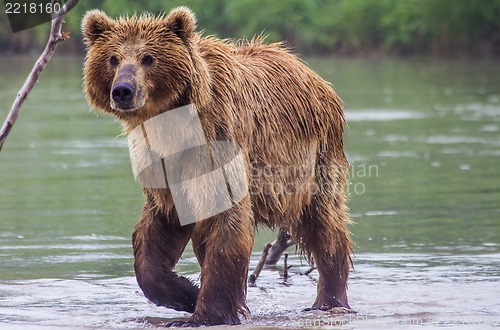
(82, 7, 352, 326)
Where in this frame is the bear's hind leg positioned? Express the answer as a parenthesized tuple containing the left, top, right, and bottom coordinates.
(293, 163, 353, 311)
(132, 199, 198, 313)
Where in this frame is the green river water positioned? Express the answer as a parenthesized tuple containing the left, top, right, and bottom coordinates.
(0, 55, 499, 329)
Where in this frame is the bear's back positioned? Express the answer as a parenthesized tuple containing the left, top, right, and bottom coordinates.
(197, 36, 345, 157)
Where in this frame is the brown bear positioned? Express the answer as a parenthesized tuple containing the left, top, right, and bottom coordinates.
(82, 7, 352, 326)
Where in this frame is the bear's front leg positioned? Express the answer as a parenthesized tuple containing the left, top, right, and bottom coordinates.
(180, 199, 254, 326)
(133, 197, 198, 313)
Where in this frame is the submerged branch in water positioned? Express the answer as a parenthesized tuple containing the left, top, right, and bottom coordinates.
(283, 253, 289, 282)
(302, 265, 316, 276)
(249, 229, 296, 286)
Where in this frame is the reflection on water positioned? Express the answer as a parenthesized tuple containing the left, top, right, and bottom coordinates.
(1, 55, 499, 329)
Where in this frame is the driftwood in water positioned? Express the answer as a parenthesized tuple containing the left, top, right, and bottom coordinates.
(283, 253, 290, 281)
(265, 229, 294, 265)
(302, 258, 316, 275)
(249, 229, 295, 285)
(248, 243, 272, 286)
(249, 229, 319, 285)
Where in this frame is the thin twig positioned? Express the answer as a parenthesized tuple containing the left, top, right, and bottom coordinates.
(302, 257, 316, 275)
(283, 253, 289, 281)
(248, 243, 272, 287)
(0, 0, 78, 151)
(302, 266, 316, 276)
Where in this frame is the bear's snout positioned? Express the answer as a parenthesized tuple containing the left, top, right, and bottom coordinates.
(112, 82, 135, 108)
(110, 64, 145, 111)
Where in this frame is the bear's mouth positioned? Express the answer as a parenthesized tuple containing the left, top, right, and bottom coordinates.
(111, 103, 138, 111)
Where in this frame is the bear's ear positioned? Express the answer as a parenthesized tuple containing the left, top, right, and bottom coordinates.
(81, 10, 115, 46)
(164, 7, 197, 41)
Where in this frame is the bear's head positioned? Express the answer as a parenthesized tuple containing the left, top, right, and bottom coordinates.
(82, 7, 211, 127)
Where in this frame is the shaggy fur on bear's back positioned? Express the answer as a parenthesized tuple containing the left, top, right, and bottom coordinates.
(82, 7, 352, 326)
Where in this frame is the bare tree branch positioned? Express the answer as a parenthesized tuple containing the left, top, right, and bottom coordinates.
(265, 229, 294, 265)
(249, 243, 272, 287)
(0, 0, 79, 151)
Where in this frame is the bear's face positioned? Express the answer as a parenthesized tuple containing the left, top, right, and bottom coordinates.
(82, 8, 199, 121)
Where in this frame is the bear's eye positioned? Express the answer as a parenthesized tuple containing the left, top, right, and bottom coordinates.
(141, 54, 154, 66)
(109, 55, 119, 66)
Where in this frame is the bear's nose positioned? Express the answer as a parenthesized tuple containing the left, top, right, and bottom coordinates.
(112, 82, 135, 105)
